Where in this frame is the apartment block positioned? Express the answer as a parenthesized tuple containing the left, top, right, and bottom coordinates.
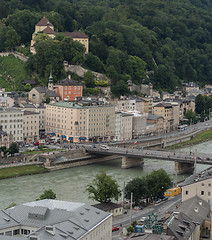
(23, 111, 40, 143)
(45, 101, 115, 142)
(154, 103, 179, 133)
(0, 109, 23, 142)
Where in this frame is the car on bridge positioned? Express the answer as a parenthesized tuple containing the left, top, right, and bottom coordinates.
(100, 145, 109, 150)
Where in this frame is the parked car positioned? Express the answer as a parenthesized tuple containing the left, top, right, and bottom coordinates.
(137, 217, 147, 225)
(100, 145, 109, 150)
(34, 141, 39, 146)
(112, 226, 119, 232)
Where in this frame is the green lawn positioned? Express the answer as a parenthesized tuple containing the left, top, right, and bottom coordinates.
(0, 55, 31, 91)
(0, 165, 48, 179)
(168, 128, 212, 149)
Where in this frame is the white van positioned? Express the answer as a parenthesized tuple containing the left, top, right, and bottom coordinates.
(100, 145, 109, 150)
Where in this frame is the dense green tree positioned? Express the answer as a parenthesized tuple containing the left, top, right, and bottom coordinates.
(4, 10, 39, 43)
(126, 56, 146, 83)
(86, 170, 121, 203)
(85, 53, 105, 73)
(195, 94, 206, 114)
(111, 80, 130, 97)
(0, 146, 8, 157)
(184, 110, 197, 124)
(84, 70, 95, 88)
(0, 0, 212, 90)
(5, 28, 20, 51)
(125, 178, 147, 205)
(145, 169, 171, 199)
(8, 142, 19, 156)
(36, 189, 57, 200)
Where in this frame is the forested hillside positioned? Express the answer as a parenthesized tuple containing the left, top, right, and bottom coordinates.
(0, 0, 211, 93)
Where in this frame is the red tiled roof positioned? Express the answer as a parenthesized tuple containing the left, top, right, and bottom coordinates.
(64, 32, 88, 39)
(42, 27, 55, 35)
(36, 16, 53, 27)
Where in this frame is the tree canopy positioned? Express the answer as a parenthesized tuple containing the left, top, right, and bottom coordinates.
(86, 170, 121, 203)
(36, 189, 57, 200)
(125, 169, 172, 204)
(0, 0, 212, 92)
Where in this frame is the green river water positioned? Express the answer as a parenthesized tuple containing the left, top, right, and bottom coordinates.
(0, 141, 211, 209)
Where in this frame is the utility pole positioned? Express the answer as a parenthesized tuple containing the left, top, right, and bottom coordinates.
(130, 192, 133, 225)
(122, 181, 125, 206)
(194, 149, 197, 175)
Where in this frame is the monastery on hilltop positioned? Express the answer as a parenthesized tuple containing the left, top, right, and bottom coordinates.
(30, 16, 89, 54)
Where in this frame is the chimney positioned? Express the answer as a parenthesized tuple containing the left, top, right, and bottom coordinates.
(68, 75, 71, 79)
(199, 200, 202, 206)
(194, 207, 198, 213)
(173, 212, 179, 219)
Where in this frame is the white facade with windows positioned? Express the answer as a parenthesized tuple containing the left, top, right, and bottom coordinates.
(23, 111, 40, 143)
(182, 167, 212, 204)
(0, 109, 23, 142)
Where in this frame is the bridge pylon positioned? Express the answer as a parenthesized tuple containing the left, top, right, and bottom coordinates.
(121, 156, 144, 169)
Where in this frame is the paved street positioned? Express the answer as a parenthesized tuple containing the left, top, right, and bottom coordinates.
(112, 194, 182, 239)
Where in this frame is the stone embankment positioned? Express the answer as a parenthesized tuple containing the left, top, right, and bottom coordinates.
(0, 51, 29, 62)
(65, 64, 111, 82)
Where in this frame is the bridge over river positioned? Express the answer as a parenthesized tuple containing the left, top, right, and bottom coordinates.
(85, 146, 212, 174)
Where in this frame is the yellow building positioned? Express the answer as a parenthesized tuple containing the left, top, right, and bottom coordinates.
(64, 32, 89, 53)
(30, 16, 55, 54)
(154, 103, 176, 132)
(45, 101, 115, 142)
(30, 16, 89, 54)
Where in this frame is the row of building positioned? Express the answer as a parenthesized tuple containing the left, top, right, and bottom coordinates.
(0, 76, 195, 145)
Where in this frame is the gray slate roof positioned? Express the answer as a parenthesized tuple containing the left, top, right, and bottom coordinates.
(92, 202, 122, 211)
(181, 167, 212, 187)
(0, 199, 111, 240)
(166, 211, 195, 240)
(174, 196, 210, 227)
(34, 86, 47, 93)
(147, 114, 163, 120)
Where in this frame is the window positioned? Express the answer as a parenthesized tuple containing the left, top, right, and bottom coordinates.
(202, 183, 204, 186)
(185, 190, 188, 195)
(208, 192, 211, 196)
(201, 191, 204, 195)
(13, 229, 19, 235)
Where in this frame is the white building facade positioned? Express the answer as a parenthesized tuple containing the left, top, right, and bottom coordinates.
(0, 109, 23, 142)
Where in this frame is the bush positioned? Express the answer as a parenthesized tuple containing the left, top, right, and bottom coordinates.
(127, 225, 134, 234)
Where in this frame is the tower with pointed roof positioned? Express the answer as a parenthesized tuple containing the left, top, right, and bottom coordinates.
(48, 70, 54, 91)
(30, 16, 55, 54)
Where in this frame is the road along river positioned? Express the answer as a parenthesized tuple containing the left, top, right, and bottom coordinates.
(0, 141, 211, 209)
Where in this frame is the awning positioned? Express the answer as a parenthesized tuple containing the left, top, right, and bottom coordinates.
(62, 135, 66, 139)
(79, 137, 87, 140)
(50, 132, 56, 136)
(69, 137, 73, 140)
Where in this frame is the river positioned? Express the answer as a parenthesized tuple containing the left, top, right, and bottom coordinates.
(0, 141, 211, 209)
